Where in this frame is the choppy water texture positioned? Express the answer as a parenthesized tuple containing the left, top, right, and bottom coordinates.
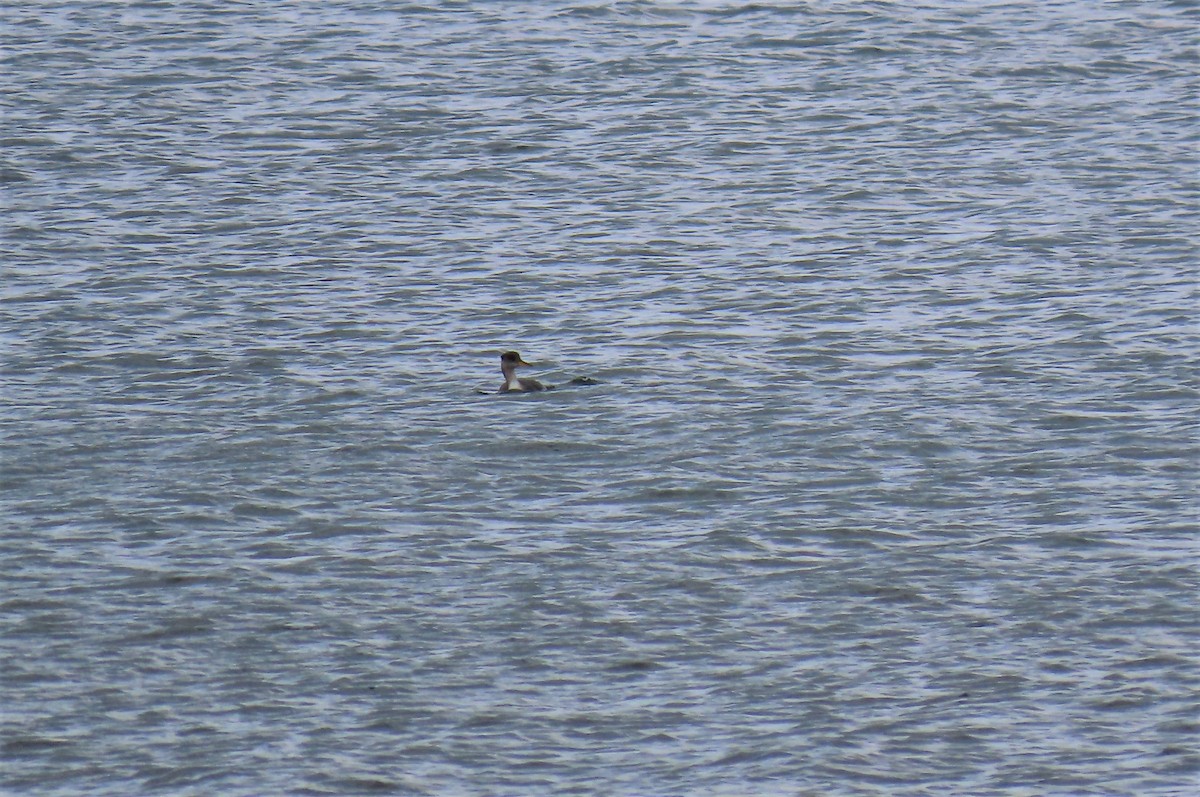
(3, 1, 1198, 795)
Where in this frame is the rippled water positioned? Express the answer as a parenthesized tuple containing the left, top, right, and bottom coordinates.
(3, 2, 1197, 795)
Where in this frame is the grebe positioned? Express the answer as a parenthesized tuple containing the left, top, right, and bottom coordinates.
(498, 351, 548, 393)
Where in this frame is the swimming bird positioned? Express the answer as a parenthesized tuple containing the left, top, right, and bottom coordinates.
(498, 351, 548, 393)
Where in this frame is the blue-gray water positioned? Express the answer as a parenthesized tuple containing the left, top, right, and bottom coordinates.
(2, 2, 1197, 795)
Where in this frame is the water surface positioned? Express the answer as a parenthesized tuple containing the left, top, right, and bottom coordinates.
(2, 2, 1197, 795)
